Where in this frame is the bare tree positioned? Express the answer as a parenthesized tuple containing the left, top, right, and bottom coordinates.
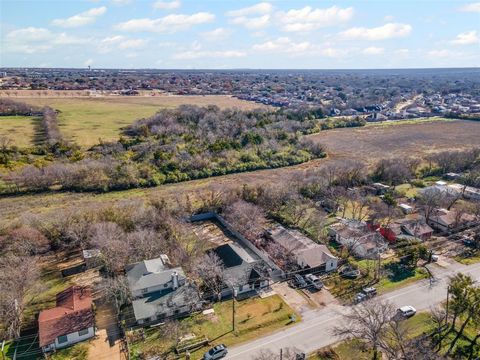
(332, 299, 396, 360)
(224, 200, 267, 244)
(90, 222, 130, 274)
(251, 347, 304, 360)
(193, 252, 225, 299)
(0, 255, 41, 339)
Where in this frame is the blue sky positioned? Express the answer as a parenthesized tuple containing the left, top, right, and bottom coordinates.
(1, 0, 479, 69)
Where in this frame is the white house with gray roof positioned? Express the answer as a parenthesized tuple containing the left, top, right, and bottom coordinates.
(125, 256, 201, 326)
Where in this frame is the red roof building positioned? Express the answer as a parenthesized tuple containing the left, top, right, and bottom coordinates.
(39, 286, 95, 352)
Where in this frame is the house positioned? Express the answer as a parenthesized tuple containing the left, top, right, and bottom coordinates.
(428, 208, 476, 232)
(400, 220, 434, 240)
(329, 220, 388, 259)
(372, 183, 391, 195)
(265, 224, 338, 272)
(39, 286, 95, 353)
(399, 203, 414, 214)
(210, 243, 270, 299)
(126, 257, 202, 325)
(82, 249, 101, 269)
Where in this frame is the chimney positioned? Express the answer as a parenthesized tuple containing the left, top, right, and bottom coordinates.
(172, 272, 179, 290)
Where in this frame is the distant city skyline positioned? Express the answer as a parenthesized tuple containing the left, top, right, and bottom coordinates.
(1, 0, 479, 69)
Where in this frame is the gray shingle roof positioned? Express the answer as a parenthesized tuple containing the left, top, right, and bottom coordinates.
(126, 258, 186, 292)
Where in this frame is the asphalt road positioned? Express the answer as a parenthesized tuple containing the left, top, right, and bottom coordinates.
(226, 261, 480, 359)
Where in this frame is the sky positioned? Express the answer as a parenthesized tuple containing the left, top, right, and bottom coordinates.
(1, 0, 479, 69)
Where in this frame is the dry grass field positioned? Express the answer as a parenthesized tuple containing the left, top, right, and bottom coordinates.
(3, 94, 266, 148)
(0, 115, 40, 147)
(1, 119, 478, 226)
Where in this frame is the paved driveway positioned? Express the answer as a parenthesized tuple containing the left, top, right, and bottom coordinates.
(88, 303, 125, 360)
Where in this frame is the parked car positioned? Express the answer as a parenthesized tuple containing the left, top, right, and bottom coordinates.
(289, 274, 308, 289)
(339, 265, 361, 279)
(397, 306, 416, 318)
(431, 254, 439, 262)
(203, 344, 228, 360)
(354, 287, 377, 303)
(305, 274, 323, 290)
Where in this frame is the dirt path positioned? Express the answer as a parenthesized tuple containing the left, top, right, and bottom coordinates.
(88, 303, 125, 360)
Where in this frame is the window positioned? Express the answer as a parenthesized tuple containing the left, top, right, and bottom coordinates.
(78, 329, 89, 337)
(141, 288, 148, 294)
(57, 335, 68, 344)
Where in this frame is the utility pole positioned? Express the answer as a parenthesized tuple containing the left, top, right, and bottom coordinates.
(232, 287, 236, 332)
(445, 286, 450, 325)
(280, 348, 283, 360)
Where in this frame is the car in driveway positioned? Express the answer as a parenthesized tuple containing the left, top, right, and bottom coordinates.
(305, 274, 323, 290)
(203, 344, 228, 360)
(354, 287, 377, 303)
(397, 305, 416, 318)
(289, 274, 308, 289)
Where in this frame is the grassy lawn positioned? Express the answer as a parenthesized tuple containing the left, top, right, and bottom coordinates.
(327, 259, 428, 302)
(0, 115, 39, 147)
(50, 343, 89, 360)
(129, 295, 299, 360)
(21, 96, 264, 148)
(455, 252, 480, 265)
(309, 313, 434, 360)
(365, 117, 453, 128)
(395, 183, 419, 199)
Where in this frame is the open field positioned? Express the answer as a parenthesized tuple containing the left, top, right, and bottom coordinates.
(4, 95, 266, 148)
(1, 119, 479, 225)
(0, 115, 39, 147)
(307, 119, 480, 164)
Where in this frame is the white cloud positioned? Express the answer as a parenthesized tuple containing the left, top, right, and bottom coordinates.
(231, 14, 270, 29)
(339, 23, 412, 41)
(252, 37, 312, 53)
(201, 28, 230, 41)
(278, 6, 354, 32)
(52, 6, 107, 28)
(252, 37, 347, 58)
(226, 2, 272, 17)
(451, 30, 479, 45)
(383, 15, 394, 22)
(153, 0, 181, 10)
(173, 50, 247, 59)
(4, 27, 87, 53)
(227, 2, 272, 29)
(115, 12, 214, 32)
(427, 49, 458, 57)
(111, 0, 131, 5)
(363, 46, 384, 55)
(99, 35, 148, 53)
(394, 48, 410, 56)
(458, 2, 480, 12)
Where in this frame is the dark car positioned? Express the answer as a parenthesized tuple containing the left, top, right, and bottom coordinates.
(203, 344, 228, 360)
(354, 287, 377, 303)
(289, 274, 308, 289)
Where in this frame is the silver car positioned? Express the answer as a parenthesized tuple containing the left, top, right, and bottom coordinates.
(203, 344, 228, 360)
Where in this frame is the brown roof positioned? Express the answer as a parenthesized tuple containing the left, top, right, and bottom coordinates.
(39, 286, 94, 347)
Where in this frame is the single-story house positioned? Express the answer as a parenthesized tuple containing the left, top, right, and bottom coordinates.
(211, 243, 270, 299)
(329, 220, 388, 259)
(401, 221, 434, 240)
(126, 256, 201, 326)
(399, 203, 414, 214)
(266, 225, 338, 272)
(372, 183, 391, 195)
(428, 208, 476, 232)
(39, 286, 95, 353)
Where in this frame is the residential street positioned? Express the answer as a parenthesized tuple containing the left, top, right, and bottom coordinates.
(226, 262, 480, 359)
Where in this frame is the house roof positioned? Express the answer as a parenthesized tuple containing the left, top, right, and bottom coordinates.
(126, 258, 185, 292)
(401, 221, 433, 237)
(132, 283, 200, 321)
(38, 286, 94, 347)
(267, 224, 336, 268)
(213, 243, 256, 268)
